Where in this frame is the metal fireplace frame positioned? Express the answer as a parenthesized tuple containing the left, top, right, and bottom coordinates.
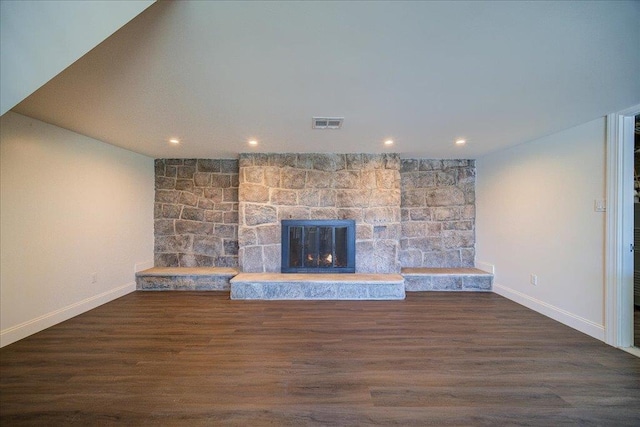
(281, 219, 356, 273)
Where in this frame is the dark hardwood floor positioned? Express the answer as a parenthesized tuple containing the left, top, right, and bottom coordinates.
(2, 292, 639, 426)
(635, 304, 640, 347)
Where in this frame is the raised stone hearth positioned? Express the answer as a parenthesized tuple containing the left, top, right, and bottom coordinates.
(135, 267, 493, 297)
(136, 267, 238, 290)
(230, 273, 405, 300)
(402, 267, 492, 291)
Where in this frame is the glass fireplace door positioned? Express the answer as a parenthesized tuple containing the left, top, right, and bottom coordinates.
(281, 220, 355, 273)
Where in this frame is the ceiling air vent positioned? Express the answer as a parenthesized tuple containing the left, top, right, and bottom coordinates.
(312, 117, 343, 129)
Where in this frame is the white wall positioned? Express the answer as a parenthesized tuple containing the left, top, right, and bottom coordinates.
(0, 0, 155, 115)
(0, 112, 154, 347)
(476, 118, 606, 340)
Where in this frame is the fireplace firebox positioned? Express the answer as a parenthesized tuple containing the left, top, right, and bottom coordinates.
(281, 220, 355, 273)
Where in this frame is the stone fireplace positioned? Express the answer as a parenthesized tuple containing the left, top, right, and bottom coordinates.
(238, 153, 401, 274)
(153, 154, 476, 273)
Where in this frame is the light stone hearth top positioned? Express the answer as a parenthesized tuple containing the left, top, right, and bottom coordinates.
(137, 267, 239, 276)
(401, 268, 491, 276)
(231, 273, 404, 283)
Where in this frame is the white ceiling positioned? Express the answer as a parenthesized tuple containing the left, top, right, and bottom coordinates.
(12, 0, 640, 159)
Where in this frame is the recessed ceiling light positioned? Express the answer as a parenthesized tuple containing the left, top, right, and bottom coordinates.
(169, 138, 180, 144)
(384, 139, 394, 146)
(248, 139, 258, 146)
(455, 138, 466, 145)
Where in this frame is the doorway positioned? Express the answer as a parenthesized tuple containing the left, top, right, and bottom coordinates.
(635, 114, 640, 348)
(605, 104, 640, 352)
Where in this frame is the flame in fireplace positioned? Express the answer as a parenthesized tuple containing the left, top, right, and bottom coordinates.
(326, 254, 333, 263)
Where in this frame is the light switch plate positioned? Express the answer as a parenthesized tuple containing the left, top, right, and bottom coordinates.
(594, 199, 606, 212)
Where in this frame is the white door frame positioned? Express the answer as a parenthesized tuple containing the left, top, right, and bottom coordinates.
(605, 104, 639, 348)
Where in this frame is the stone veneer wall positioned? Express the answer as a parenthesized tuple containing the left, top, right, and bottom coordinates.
(154, 159, 239, 267)
(399, 159, 475, 268)
(152, 156, 476, 271)
(237, 153, 401, 273)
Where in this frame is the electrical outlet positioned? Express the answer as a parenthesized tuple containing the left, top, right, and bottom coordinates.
(91, 273, 97, 284)
(530, 274, 538, 286)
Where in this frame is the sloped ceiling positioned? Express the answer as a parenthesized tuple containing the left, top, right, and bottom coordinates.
(0, 0, 154, 115)
(12, 0, 640, 159)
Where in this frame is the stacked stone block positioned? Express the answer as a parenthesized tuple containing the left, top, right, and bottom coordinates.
(153, 155, 477, 272)
(400, 159, 475, 268)
(154, 159, 239, 267)
(238, 153, 402, 273)
(402, 268, 491, 291)
(136, 267, 238, 291)
(230, 274, 406, 300)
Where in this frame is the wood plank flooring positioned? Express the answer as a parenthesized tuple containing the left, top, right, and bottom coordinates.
(2, 292, 639, 426)
(635, 305, 640, 347)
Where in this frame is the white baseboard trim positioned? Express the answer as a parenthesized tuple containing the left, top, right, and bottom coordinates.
(0, 282, 136, 348)
(493, 283, 605, 341)
(476, 261, 495, 274)
(620, 347, 640, 358)
(135, 260, 154, 273)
